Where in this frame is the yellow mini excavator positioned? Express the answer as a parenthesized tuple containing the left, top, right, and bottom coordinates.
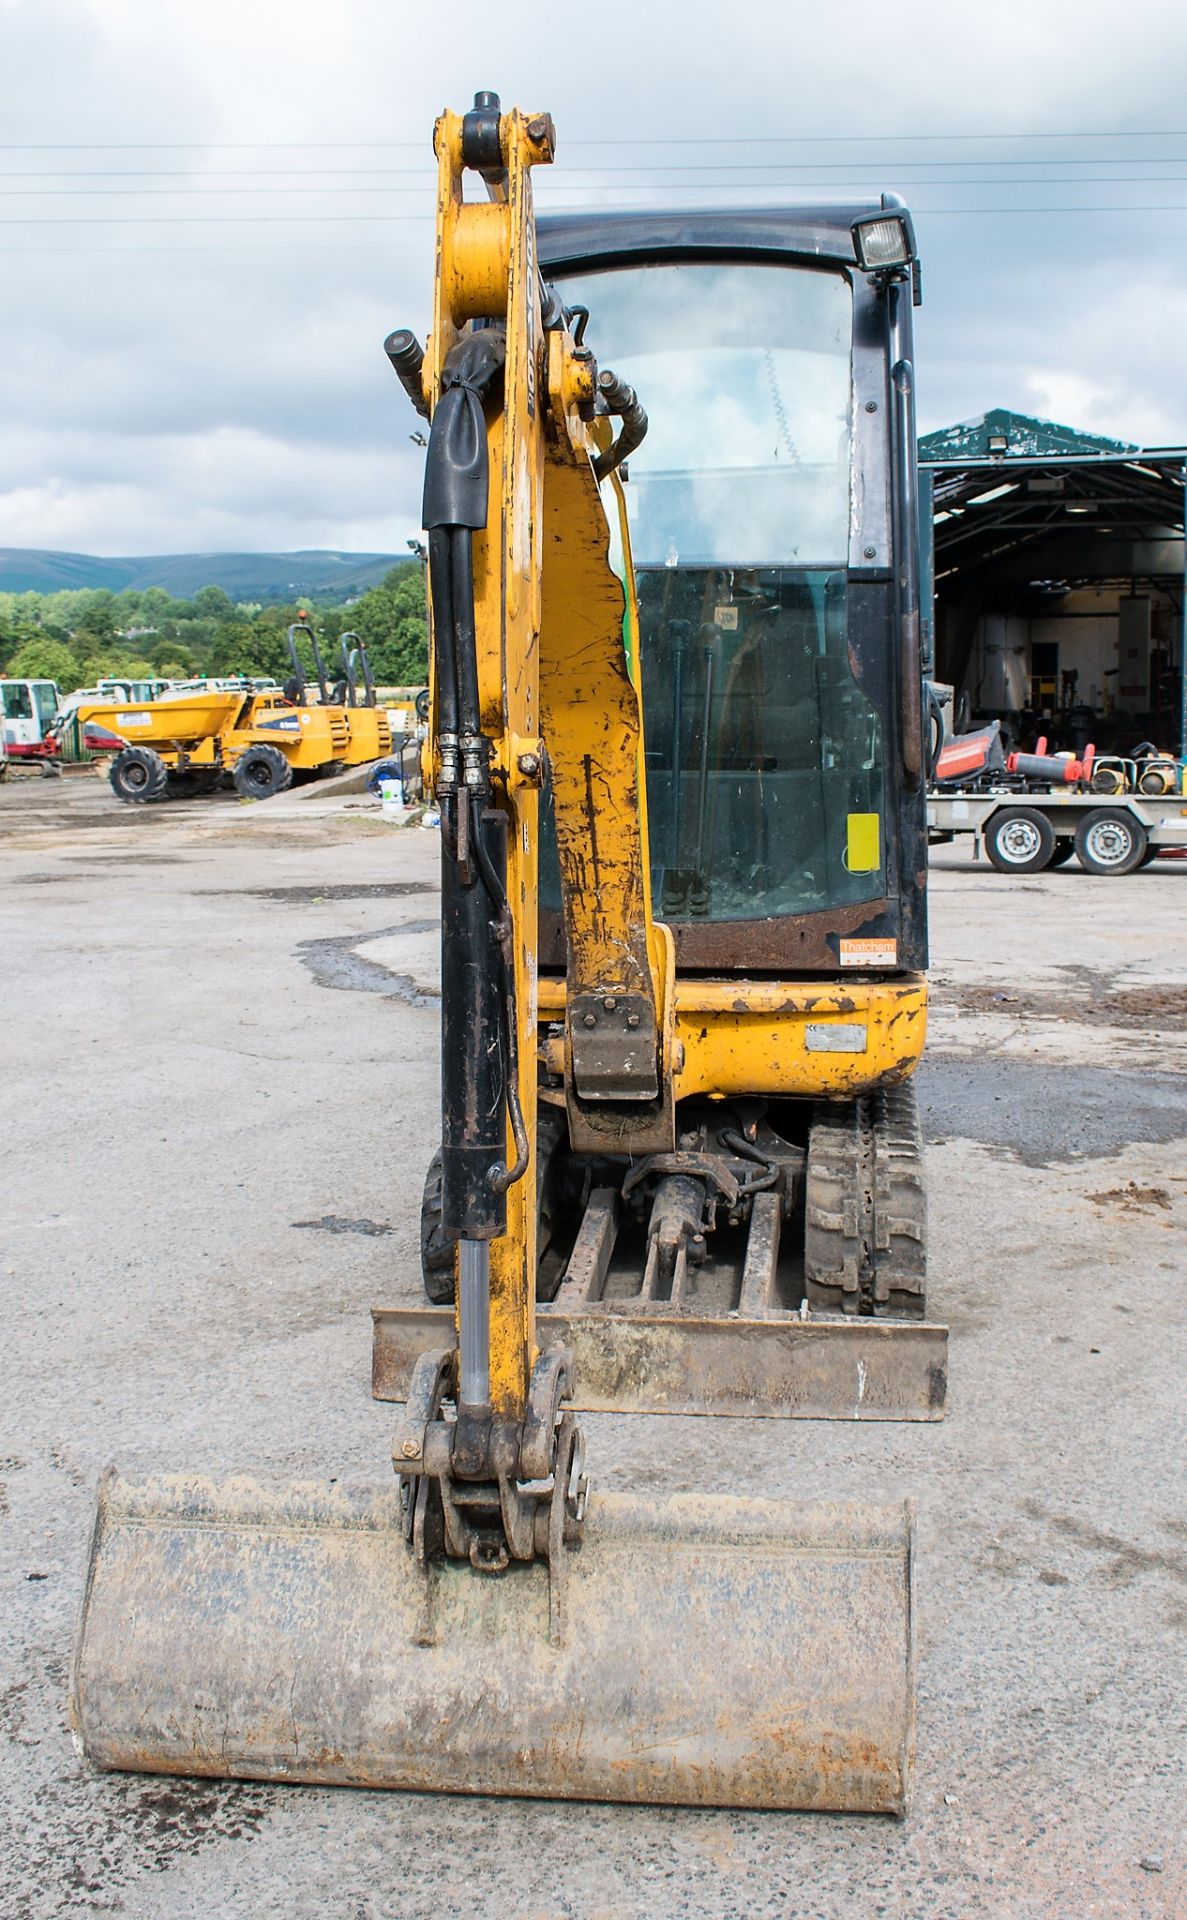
(71, 96, 946, 1815)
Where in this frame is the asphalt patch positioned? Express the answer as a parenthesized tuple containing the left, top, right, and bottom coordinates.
(918, 1054, 1187, 1164)
(294, 1214, 395, 1236)
(212, 881, 437, 903)
(944, 980, 1187, 1029)
(296, 921, 439, 1004)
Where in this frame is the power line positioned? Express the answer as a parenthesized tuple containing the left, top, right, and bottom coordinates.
(3, 175, 1187, 198)
(0, 204, 1186, 253)
(3, 202, 1187, 227)
(1, 129, 1187, 150)
(6, 157, 1187, 178)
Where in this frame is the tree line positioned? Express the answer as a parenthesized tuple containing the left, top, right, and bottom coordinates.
(0, 564, 428, 693)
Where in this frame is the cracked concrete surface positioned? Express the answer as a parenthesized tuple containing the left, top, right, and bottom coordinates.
(1, 778, 1184, 1919)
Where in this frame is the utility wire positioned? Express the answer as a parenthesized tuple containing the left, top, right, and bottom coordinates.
(4, 204, 1187, 226)
(3, 204, 1187, 253)
(6, 174, 1187, 196)
(6, 158, 1187, 178)
(2, 129, 1187, 149)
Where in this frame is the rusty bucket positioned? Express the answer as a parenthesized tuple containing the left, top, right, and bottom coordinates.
(71, 1468, 915, 1813)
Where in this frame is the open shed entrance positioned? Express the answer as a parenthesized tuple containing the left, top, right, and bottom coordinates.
(919, 409, 1186, 759)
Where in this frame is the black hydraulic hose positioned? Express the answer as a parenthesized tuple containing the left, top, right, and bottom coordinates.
(427, 530, 460, 738)
(718, 1127, 780, 1196)
(419, 330, 528, 1215)
(449, 529, 481, 737)
(593, 368, 648, 482)
(422, 331, 506, 756)
(473, 808, 530, 1194)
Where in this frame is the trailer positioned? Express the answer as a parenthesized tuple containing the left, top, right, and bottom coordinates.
(927, 787, 1187, 874)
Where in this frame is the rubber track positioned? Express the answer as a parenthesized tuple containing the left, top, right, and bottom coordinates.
(804, 1081, 927, 1318)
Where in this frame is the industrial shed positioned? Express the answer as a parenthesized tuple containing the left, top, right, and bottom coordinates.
(919, 408, 1186, 757)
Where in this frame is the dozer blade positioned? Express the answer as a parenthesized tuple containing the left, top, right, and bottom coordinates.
(72, 1469, 915, 1814)
(373, 1305, 948, 1421)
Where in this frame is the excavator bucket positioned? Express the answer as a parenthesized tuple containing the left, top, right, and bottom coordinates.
(71, 1469, 914, 1813)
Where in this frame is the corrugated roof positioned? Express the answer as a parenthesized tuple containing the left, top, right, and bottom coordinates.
(919, 407, 1137, 462)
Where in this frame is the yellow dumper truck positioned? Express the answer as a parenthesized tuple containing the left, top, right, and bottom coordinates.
(74, 683, 350, 801)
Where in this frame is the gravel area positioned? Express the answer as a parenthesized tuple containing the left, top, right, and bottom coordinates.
(2, 773, 1185, 1919)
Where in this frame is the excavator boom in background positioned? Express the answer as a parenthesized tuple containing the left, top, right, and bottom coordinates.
(71, 95, 945, 1814)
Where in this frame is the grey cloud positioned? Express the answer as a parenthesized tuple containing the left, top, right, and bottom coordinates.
(1, 0, 1186, 553)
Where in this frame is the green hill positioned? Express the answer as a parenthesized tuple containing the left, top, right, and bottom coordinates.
(0, 548, 401, 602)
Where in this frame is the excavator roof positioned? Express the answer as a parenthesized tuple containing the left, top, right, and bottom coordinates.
(538, 202, 894, 272)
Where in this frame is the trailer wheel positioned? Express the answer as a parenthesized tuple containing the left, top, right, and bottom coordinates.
(984, 807, 1056, 873)
(232, 743, 293, 800)
(109, 746, 168, 804)
(1074, 808, 1148, 875)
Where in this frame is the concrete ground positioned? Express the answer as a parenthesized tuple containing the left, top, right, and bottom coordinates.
(1, 769, 1185, 1920)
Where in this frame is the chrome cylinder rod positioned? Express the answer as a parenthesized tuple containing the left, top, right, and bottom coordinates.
(458, 1239, 491, 1408)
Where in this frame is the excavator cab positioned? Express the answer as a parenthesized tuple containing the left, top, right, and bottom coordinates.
(537, 213, 927, 976)
(72, 103, 942, 1818)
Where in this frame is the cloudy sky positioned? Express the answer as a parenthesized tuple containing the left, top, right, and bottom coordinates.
(1, 0, 1185, 557)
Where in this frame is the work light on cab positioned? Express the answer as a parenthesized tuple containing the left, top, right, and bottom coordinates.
(852, 212, 912, 270)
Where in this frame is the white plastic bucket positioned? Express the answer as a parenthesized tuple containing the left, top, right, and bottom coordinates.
(378, 776, 406, 817)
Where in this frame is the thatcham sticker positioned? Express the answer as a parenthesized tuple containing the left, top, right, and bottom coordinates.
(839, 938, 896, 968)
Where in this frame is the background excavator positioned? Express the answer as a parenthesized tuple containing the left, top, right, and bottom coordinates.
(71, 95, 946, 1815)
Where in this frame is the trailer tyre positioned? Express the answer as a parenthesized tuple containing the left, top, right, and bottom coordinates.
(984, 807, 1056, 873)
(1074, 808, 1148, 875)
(232, 743, 293, 800)
(109, 746, 168, 804)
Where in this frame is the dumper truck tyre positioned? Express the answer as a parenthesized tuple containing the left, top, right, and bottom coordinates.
(232, 743, 293, 800)
(984, 806, 1055, 874)
(109, 746, 168, 804)
(1074, 807, 1147, 875)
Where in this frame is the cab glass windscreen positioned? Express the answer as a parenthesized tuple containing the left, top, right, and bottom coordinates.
(567, 259, 852, 569)
(546, 258, 885, 924)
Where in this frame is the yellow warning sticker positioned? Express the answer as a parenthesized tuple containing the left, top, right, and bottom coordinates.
(839, 937, 897, 968)
(846, 812, 881, 872)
